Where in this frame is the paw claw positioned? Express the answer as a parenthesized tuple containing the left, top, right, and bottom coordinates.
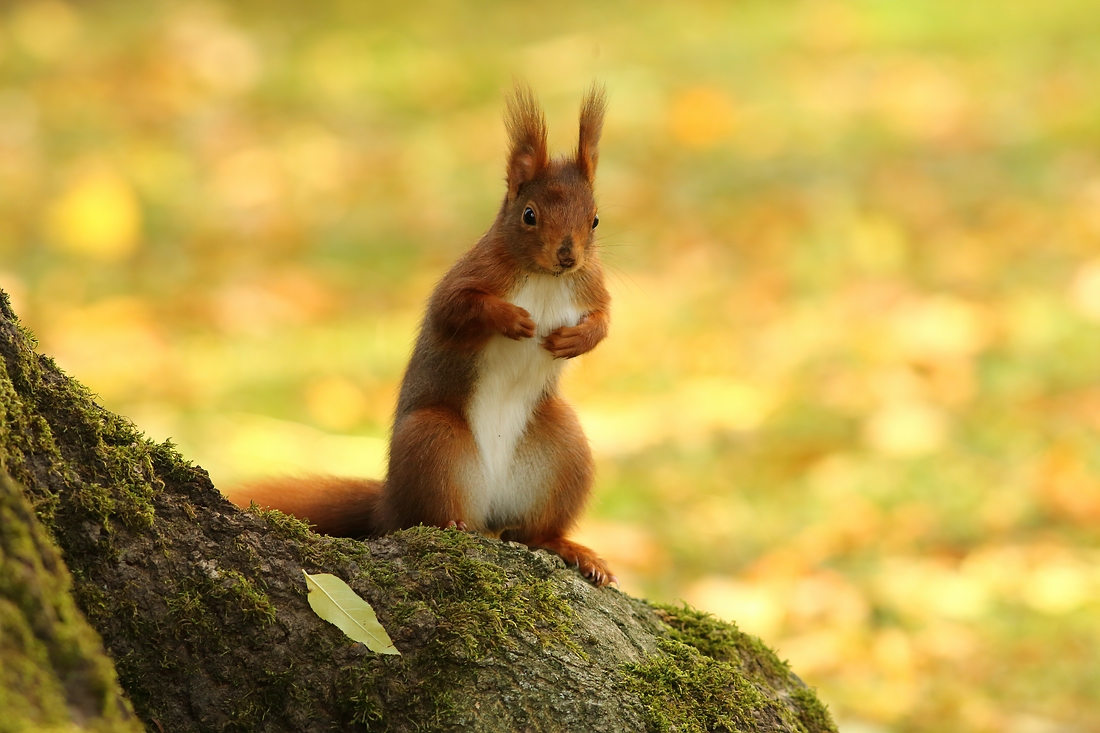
(580, 562, 614, 587)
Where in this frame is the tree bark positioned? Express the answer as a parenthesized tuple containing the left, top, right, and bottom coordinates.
(0, 468, 141, 732)
(0, 290, 837, 733)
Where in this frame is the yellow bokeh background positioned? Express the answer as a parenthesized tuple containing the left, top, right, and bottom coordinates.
(2, 0, 1100, 730)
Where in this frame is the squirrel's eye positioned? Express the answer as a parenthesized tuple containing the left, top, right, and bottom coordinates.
(522, 207, 537, 226)
(592, 214, 599, 229)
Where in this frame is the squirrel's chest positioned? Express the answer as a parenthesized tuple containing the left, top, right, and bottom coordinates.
(465, 276, 581, 517)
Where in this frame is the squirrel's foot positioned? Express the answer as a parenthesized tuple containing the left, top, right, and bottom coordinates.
(578, 556, 617, 587)
(446, 520, 469, 532)
(528, 536, 615, 587)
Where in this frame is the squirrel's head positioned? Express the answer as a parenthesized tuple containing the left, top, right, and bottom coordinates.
(496, 84, 606, 276)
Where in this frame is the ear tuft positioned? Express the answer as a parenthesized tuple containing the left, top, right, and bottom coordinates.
(576, 83, 607, 183)
(505, 83, 549, 200)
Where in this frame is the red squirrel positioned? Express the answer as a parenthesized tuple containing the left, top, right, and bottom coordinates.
(228, 85, 615, 586)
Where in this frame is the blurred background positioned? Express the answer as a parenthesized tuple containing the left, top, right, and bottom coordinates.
(2, 0, 1099, 729)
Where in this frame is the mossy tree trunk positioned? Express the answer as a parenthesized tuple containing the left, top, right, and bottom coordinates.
(0, 290, 837, 733)
(0, 468, 140, 732)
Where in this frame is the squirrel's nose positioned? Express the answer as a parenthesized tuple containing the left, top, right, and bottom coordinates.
(557, 238, 575, 270)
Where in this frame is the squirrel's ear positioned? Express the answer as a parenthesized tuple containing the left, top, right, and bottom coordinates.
(576, 84, 607, 183)
(505, 84, 548, 201)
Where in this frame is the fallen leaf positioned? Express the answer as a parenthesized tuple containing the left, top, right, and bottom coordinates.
(302, 571, 400, 654)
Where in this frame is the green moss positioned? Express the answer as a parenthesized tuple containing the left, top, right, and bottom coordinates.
(0, 325, 165, 541)
(336, 656, 460, 732)
(247, 503, 355, 568)
(99, 439, 160, 531)
(0, 596, 71, 728)
(652, 602, 792, 684)
(396, 525, 578, 657)
(790, 686, 838, 733)
(166, 588, 213, 637)
(623, 638, 791, 733)
(335, 664, 384, 726)
(70, 412, 162, 534)
(249, 504, 314, 542)
(73, 482, 117, 530)
(0, 356, 67, 529)
(360, 551, 398, 591)
(168, 568, 277, 638)
(225, 665, 315, 732)
(329, 526, 584, 729)
(73, 579, 140, 639)
(155, 566, 286, 729)
(0, 469, 140, 732)
(638, 603, 838, 733)
(222, 570, 277, 626)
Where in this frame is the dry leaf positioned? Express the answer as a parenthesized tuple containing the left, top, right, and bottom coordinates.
(302, 571, 400, 655)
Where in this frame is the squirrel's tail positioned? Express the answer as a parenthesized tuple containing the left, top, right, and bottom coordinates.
(224, 475, 385, 539)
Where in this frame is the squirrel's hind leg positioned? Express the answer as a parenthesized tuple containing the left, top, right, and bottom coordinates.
(504, 396, 615, 587)
(385, 406, 476, 531)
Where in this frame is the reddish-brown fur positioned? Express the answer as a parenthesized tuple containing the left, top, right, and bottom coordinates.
(226, 84, 614, 586)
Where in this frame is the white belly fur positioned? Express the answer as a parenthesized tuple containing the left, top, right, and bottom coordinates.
(465, 274, 581, 529)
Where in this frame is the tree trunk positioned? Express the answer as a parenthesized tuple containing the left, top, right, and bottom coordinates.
(0, 290, 837, 733)
(0, 468, 140, 732)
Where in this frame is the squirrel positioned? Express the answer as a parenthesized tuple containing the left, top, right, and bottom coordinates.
(227, 84, 615, 586)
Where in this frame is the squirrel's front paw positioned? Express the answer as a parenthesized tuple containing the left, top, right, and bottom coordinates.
(499, 305, 536, 341)
(543, 324, 592, 359)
